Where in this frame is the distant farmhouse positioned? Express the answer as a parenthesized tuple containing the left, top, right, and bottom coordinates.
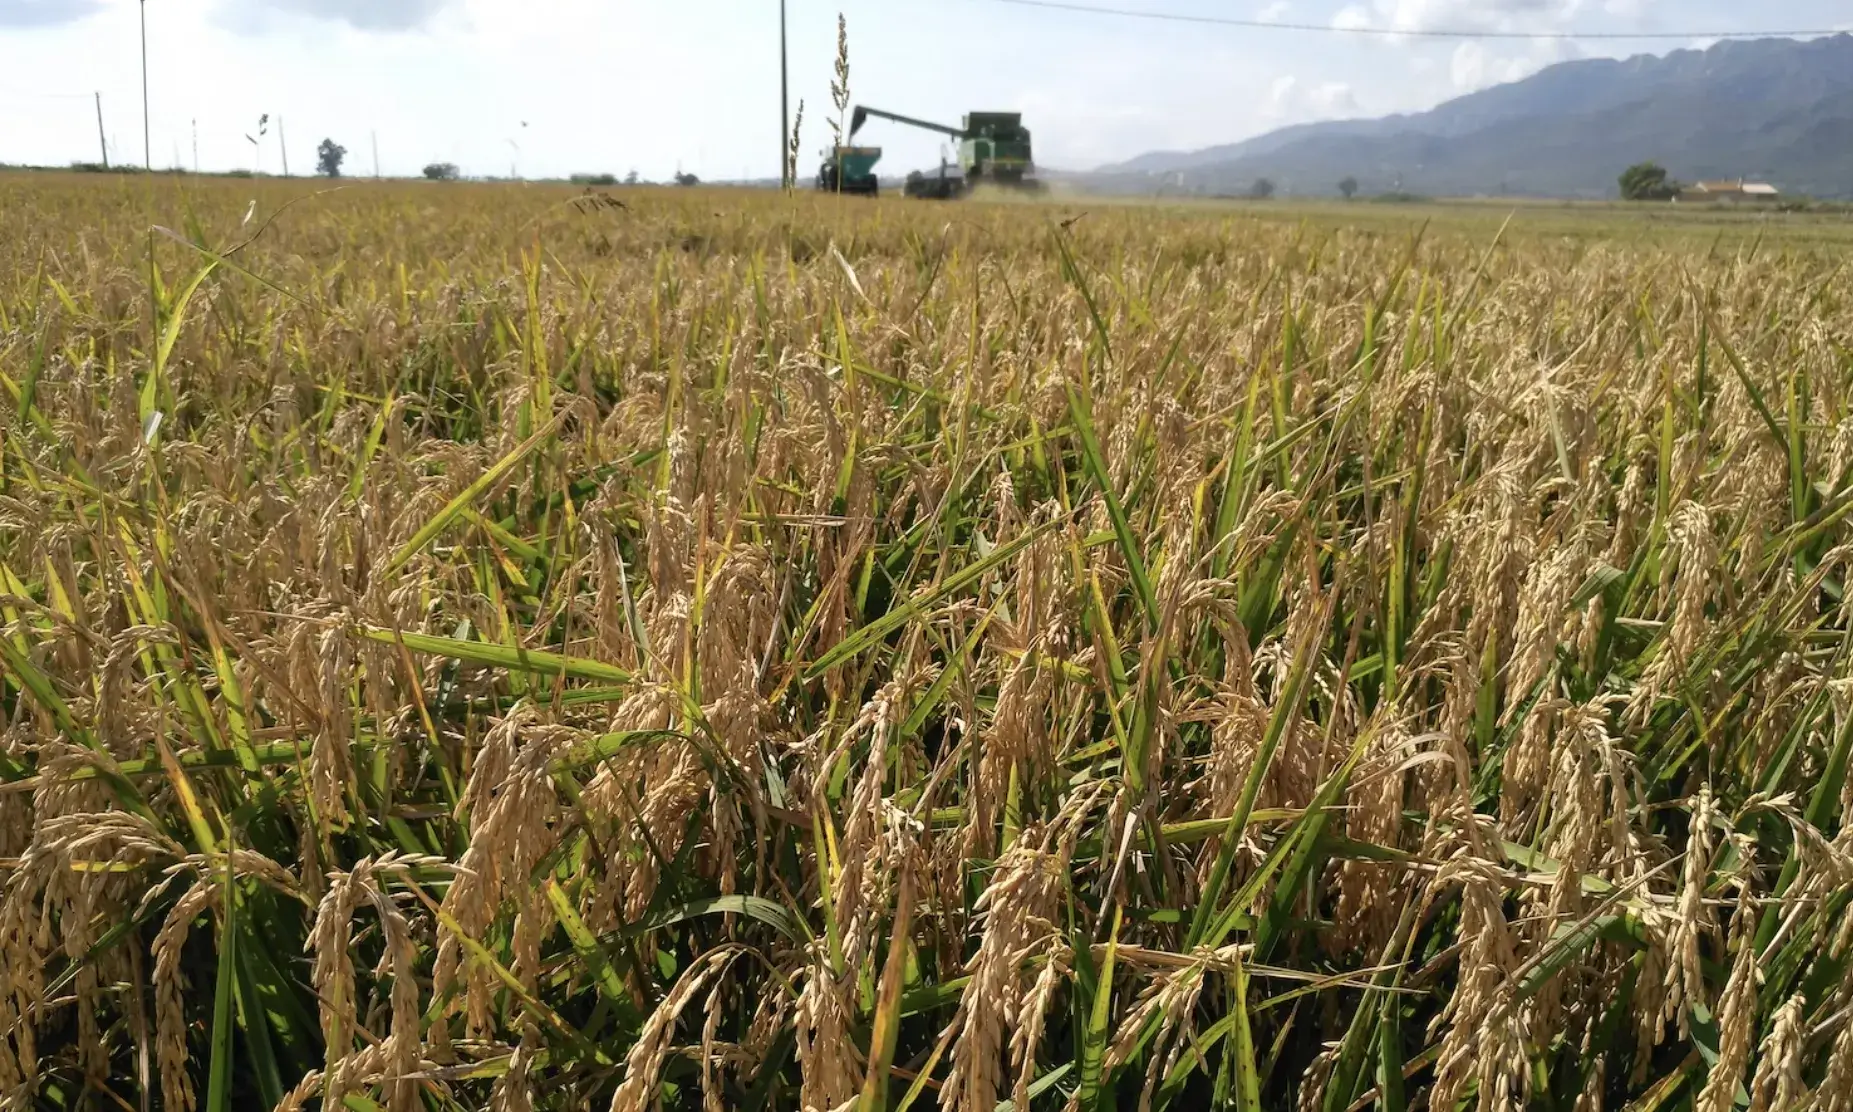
(1679, 179, 1780, 203)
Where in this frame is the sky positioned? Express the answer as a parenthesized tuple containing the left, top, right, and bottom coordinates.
(1, 0, 1848, 181)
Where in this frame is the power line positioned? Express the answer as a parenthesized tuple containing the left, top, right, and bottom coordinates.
(989, 0, 1846, 41)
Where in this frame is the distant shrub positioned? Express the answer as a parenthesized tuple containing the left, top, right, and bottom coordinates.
(571, 173, 619, 186)
(317, 139, 347, 179)
(1619, 161, 1679, 201)
(423, 162, 462, 182)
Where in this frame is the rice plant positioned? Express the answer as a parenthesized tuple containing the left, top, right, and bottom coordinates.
(4, 170, 1853, 1112)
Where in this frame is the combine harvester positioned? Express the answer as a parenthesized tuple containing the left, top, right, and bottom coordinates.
(827, 106, 1044, 199)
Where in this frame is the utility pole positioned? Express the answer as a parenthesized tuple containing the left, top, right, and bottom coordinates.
(278, 116, 289, 176)
(139, 0, 154, 375)
(94, 93, 109, 169)
(192, 118, 199, 173)
(138, 0, 151, 173)
(372, 130, 380, 178)
(780, 0, 789, 188)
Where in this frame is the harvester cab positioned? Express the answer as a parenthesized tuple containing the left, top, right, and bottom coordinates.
(958, 112, 1036, 186)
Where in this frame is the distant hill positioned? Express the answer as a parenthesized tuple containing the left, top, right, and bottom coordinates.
(1090, 35, 1853, 199)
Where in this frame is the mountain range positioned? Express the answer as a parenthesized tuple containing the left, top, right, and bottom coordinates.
(1088, 34, 1853, 199)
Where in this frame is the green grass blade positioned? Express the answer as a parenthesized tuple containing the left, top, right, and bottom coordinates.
(1247, 727, 1374, 957)
(900, 603, 1001, 740)
(145, 257, 221, 424)
(1078, 905, 1121, 1110)
(619, 894, 802, 942)
(346, 394, 395, 502)
(1212, 376, 1263, 581)
(1230, 945, 1261, 1112)
(1066, 381, 1157, 629)
(804, 517, 1060, 679)
(1695, 293, 1784, 449)
(1376, 993, 1406, 1112)
(1514, 917, 1641, 1003)
(205, 858, 238, 1112)
(857, 870, 915, 1112)
(233, 934, 287, 1110)
(997, 1063, 1074, 1111)
(360, 626, 631, 684)
(543, 879, 629, 1004)
(1188, 602, 1327, 948)
(381, 407, 569, 577)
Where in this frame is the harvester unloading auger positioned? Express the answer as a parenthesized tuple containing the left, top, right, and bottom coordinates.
(843, 106, 1045, 199)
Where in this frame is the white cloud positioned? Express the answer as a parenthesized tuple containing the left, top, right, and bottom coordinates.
(1447, 37, 1580, 91)
(1449, 42, 1493, 88)
(1382, 0, 1582, 35)
(1332, 5, 1374, 31)
(1257, 0, 1290, 22)
(1262, 74, 1365, 123)
(1309, 81, 1362, 114)
(1331, 0, 1606, 100)
(220, 0, 459, 33)
(1268, 74, 1299, 110)
(1601, 0, 1654, 18)
(1332, 0, 1660, 38)
(0, 0, 101, 27)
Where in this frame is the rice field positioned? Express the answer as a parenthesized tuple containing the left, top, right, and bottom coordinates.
(5, 171, 1853, 1112)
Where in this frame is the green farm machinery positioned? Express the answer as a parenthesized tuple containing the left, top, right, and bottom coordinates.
(817, 145, 882, 196)
(848, 106, 1044, 198)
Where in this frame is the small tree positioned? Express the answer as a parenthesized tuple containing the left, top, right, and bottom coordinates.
(624, 170, 640, 185)
(423, 162, 460, 181)
(1338, 176, 1359, 200)
(674, 171, 700, 187)
(316, 139, 347, 178)
(1250, 177, 1276, 200)
(1619, 161, 1677, 201)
